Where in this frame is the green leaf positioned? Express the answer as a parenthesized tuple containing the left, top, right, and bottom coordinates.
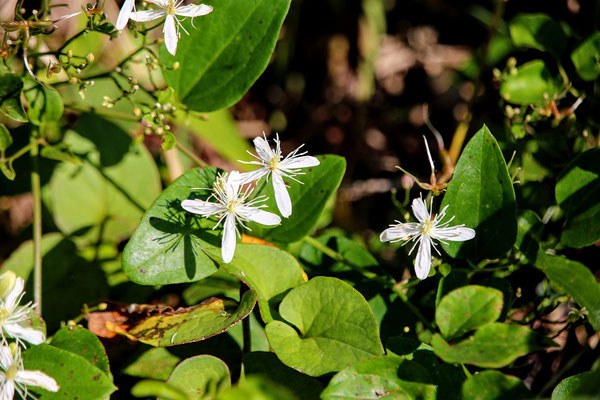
(441, 125, 517, 259)
(243, 352, 323, 400)
(25, 85, 64, 126)
(114, 290, 257, 346)
(160, 0, 292, 112)
(132, 380, 189, 400)
(204, 244, 307, 323)
(0, 123, 12, 151)
(51, 326, 110, 375)
(515, 210, 543, 262)
(321, 355, 437, 400)
(22, 344, 116, 400)
(0, 161, 15, 180)
(265, 276, 384, 376)
(436, 285, 504, 340)
(500, 60, 561, 105)
(177, 110, 254, 171)
(49, 114, 161, 244)
(122, 167, 222, 285)
(462, 370, 532, 400)
(571, 32, 600, 81)
(40, 143, 81, 164)
(158, 87, 176, 104)
(162, 131, 176, 150)
(300, 232, 378, 273)
(555, 148, 600, 248)
(509, 13, 566, 58)
(217, 376, 297, 400)
(256, 155, 346, 243)
(431, 323, 555, 368)
(552, 370, 600, 400)
(535, 252, 600, 331)
(124, 348, 181, 380)
(163, 355, 231, 400)
(0, 73, 27, 122)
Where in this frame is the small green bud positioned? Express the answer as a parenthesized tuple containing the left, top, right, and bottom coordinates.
(85, 53, 95, 63)
(67, 49, 74, 58)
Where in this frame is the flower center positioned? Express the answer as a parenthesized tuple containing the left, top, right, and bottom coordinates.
(0, 307, 8, 324)
(269, 155, 281, 171)
(167, 1, 176, 14)
(5, 362, 17, 380)
(420, 220, 433, 235)
(227, 199, 241, 214)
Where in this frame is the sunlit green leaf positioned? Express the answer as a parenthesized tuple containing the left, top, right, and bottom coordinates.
(124, 348, 181, 381)
(441, 125, 517, 259)
(217, 376, 297, 400)
(0, 123, 12, 151)
(571, 32, 600, 81)
(160, 0, 291, 112)
(25, 85, 64, 126)
(163, 355, 231, 400)
(462, 370, 532, 400)
(131, 380, 189, 400)
(509, 13, 566, 58)
(51, 326, 110, 375)
(500, 60, 561, 105)
(265, 277, 384, 376)
(552, 370, 600, 400)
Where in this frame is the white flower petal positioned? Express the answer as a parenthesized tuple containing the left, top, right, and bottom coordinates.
(237, 168, 268, 185)
(242, 208, 281, 226)
(116, 0, 134, 29)
(4, 324, 45, 345)
(379, 223, 420, 242)
(129, 9, 165, 22)
(226, 171, 243, 197)
(175, 4, 213, 17)
(221, 214, 237, 263)
(414, 236, 432, 280)
(411, 197, 430, 223)
(16, 370, 59, 392)
(4, 278, 24, 311)
(432, 226, 476, 242)
(181, 200, 222, 217)
(164, 14, 179, 56)
(0, 347, 12, 371)
(272, 172, 292, 218)
(280, 155, 320, 170)
(0, 378, 14, 400)
(146, 0, 170, 7)
(252, 135, 273, 162)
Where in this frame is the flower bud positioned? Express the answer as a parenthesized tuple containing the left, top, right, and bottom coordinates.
(67, 49, 74, 58)
(172, 61, 180, 70)
(85, 53, 95, 63)
(0, 271, 16, 299)
(401, 174, 414, 190)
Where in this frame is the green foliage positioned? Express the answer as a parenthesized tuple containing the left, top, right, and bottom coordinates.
(25, 86, 64, 126)
(23, 344, 116, 400)
(462, 371, 532, 400)
(0, 73, 27, 122)
(509, 13, 566, 58)
(441, 125, 517, 259)
(435, 285, 504, 340)
(163, 355, 231, 399)
(500, 60, 561, 105)
(265, 277, 384, 376)
(160, 0, 292, 112)
(0, 123, 12, 152)
(124, 348, 181, 381)
(555, 148, 600, 247)
(571, 32, 600, 81)
(51, 326, 110, 375)
(552, 370, 600, 399)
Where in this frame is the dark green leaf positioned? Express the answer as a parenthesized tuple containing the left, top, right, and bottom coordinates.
(535, 251, 600, 331)
(112, 290, 257, 347)
(0, 161, 15, 180)
(163, 355, 231, 400)
(256, 155, 346, 243)
(25, 85, 64, 126)
(509, 13, 566, 58)
(160, 0, 291, 112)
(23, 344, 116, 400)
(571, 32, 600, 81)
(0, 123, 12, 151)
(500, 60, 561, 105)
(321, 355, 437, 400)
(124, 348, 181, 380)
(552, 370, 600, 400)
(204, 244, 307, 323)
(265, 276, 384, 376)
(431, 323, 555, 368)
(441, 125, 517, 259)
(462, 370, 532, 400)
(131, 380, 189, 400)
(122, 167, 222, 285)
(515, 210, 543, 262)
(300, 232, 378, 273)
(555, 148, 600, 248)
(217, 376, 297, 400)
(0, 73, 27, 122)
(51, 326, 110, 375)
(436, 285, 504, 340)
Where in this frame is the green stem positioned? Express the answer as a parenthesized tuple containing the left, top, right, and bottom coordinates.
(240, 284, 251, 354)
(65, 104, 139, 121)
(30, 134, 42, 315)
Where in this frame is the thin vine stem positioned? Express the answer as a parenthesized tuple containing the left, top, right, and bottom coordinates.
(30, 132, 42, 314)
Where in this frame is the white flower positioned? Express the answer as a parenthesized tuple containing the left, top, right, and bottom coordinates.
(181, 171, 281, 263)
(0, 279, 44, 347)
(129, 0, 213, 56)
(380, 197, 475, 280)
(237, 134, 320, 218)
(116, 0, 135, 30)
(0, 345, 59, 400)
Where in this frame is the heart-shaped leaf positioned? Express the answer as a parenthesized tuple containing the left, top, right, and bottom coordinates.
(500, 60, 561, 105)
(51, 326, 110, 375)
(160, 0, 291, 112)
(124, 348, 181, 380)
(555, 148, 600, 248)
(441, 125, 517, 259)
(109, 290, 257, 347)
(461, 371, 532, 400)
(436, 285, 504, 340)
(509, 13, 566, 58)
(23, 344, 116, 400)
(163, 355, 231, 400)
(122, 167, 222, 285)
(265, 277, 384, 376)
(431, 323, 555, 368)
(205, 244, 307, 323)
